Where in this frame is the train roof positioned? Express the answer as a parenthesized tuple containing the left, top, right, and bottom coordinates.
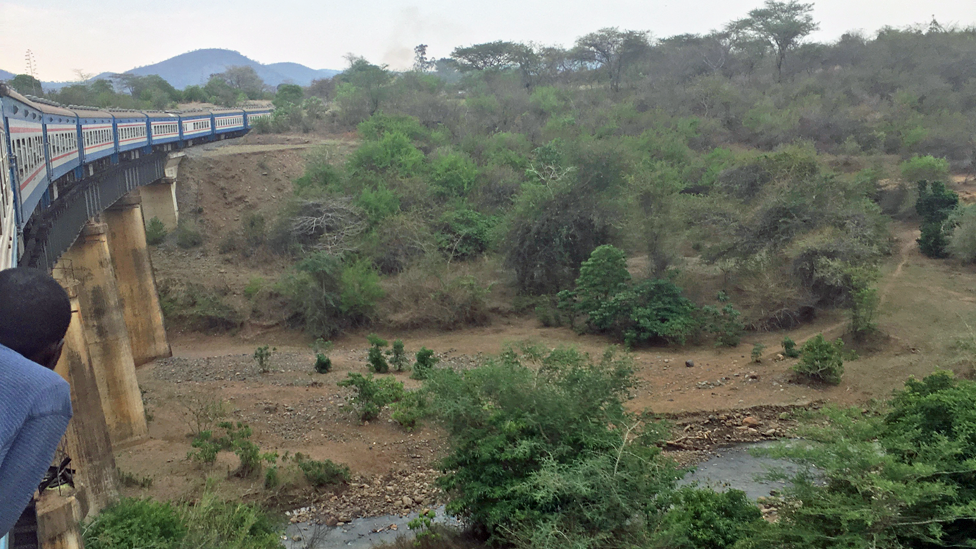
(70, 106, 114, 118)
(107, 109, 148, 119)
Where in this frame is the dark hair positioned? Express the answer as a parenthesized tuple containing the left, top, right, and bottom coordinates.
(0, 268, 72, 358)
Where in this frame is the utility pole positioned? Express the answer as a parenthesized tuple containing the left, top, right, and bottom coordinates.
(25, 49, 39, 95)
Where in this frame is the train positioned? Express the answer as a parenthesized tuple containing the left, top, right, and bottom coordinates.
(0, 83, 272, 270)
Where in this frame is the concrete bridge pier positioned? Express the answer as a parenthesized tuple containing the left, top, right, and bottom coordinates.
(104, 193, 171, 365)
(59, 221, 147, 446)
(51, 279, 120, 517)
(139, 152, 183, 231)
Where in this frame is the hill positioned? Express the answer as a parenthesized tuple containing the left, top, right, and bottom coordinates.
(121, 49, 339, 88)
(1, 49, 339, 91)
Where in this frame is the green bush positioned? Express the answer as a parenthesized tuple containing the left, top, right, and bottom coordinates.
(751, 343, 766, 363)
(429, 151, 479, 197)
(427, 344, 678, 546)
(84, 498, 187, 549)
(391, 389, 429, 431)
(338, 372, 404, 421)
(654, 487, 765, 549)
(949, 204, 976, 263)
(793, 334, 844, 384)
(253, 345, 275, 373)
(589, 278, 700, 346)
(751, 373, 976, 549)
(782, 336, 800, 358)
(411, 347, 439, 380)
(916, 180, 959, 258)
(188, 422, 275, 478)
(347, 131, 426, 178)
(339, 258, 384, 324)
(279, 252, 344, 338)
(175, 223, 203, 249)
(366, 333, 389, 373)
(900, 155, 950, 183)
(294, 453, 350, 486)
(145, 217, 167, 246)
(390, 339, 409, 371)
(435, 208, 495, 261)
(697, 293, 744, 347)
(314, 354, 332, 374)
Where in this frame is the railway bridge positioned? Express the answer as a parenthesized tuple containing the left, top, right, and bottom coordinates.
(0, 85, 270, 548)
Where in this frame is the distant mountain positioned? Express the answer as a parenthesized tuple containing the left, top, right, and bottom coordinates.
(121, 49, 339, 89)
(1, 49, 339, 92)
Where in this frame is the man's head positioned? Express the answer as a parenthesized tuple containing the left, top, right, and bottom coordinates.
(0, 268, 71, 368)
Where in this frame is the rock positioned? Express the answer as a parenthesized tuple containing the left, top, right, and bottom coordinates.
(325, 516, 338, 527)
(685, 359, 694, 368)
(764, 429, 777, 436)
(779, 412, 790, 421)
(742, 416, 761, 427)
(402, 496, 414, 507)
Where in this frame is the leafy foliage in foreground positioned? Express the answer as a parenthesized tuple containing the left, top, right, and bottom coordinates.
(84, 492, 280, 549)
(747, 372, 976, 549)
(426, 343, 680, 546)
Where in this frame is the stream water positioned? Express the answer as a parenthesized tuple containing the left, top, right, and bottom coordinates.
(283, 441, 801, 548)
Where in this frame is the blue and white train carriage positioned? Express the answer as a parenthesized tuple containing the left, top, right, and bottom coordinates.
(0, 82, 270, 269)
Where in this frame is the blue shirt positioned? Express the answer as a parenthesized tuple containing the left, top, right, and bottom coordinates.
(0, 343, 72, 537)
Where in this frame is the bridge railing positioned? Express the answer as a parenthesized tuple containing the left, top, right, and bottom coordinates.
(22, 153, 167, 271)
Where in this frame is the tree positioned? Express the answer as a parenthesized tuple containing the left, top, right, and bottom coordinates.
(574, 28, 650, 92)
(9, 74, 42, 96)
(412, 44, 436, 73)
(729, 0, 819, 80)
(273, 84, 303, 108)
(450, 41, 519, 71)
(215, 66, 266, 99)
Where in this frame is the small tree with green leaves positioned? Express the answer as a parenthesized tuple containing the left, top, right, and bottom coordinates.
(145, 217, 167, 246)
(253, 345, 275, 373)
(782, 336, 800, 358)
(311, 338, 334, 373)
(366, 334, 389, 373)
(390, 339, 409, 371)
(793, 334, 844, 384)
(751, 343, 766, 363)
(338, 372, 404, 421)
(411, 347, 439, 380)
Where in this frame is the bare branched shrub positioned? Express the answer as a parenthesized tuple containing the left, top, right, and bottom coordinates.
(288, 197, 367, 254)
(178, 394, 228, 437)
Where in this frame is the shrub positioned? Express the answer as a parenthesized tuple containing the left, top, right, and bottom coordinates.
(949, 204, 976, 263)
(145, 217, 167, 246)
(411, 347, 439, 380)
(338, 372, 404, 422)
(916, 180, 959, 258)
(429, 151, 479, 197)
(900, 155, 950, 183)
(390, 339, 409, 371)
(253, 345, 275, 373)
(589, 278, 700, 346)
(311, 338, 334, 373)
(751, 343, 766, 363)
(314, 354, 332, 374)
(697, 293, 745, 347)
(427, 345, 678, 546)
(782, 336, 800, 358)
(435, 208, 495, 261)
(175, 222, 203, 249)
(752, 373, 976, 549)
(84, 498, 186, 549)
(339, 258, 384, 324)
(279, 251, 344, 338)
(294, 454, 350, 486)
(366, 333, 390, 373)
(158, 282, 242, 333)
(188, 421, 275, 478)
(654, 487, 765, 549)
(793, 334, 844, 384)
(391, 389, 429, 431)
(558, 244, 631, 324)
(243, 277, 264, 299)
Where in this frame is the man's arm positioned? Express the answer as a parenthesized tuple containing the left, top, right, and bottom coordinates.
(0, 412, 71, 537)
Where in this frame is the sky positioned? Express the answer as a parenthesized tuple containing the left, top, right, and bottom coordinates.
(1, 0, 974, 83)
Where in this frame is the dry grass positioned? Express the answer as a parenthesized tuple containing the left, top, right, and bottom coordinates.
(378, 257, 510, 331)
